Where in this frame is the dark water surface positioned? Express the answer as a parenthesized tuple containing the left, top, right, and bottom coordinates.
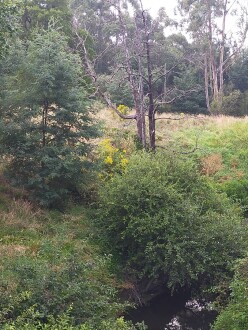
(126, 293, 217, 330)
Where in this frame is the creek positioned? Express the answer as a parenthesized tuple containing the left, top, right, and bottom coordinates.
(126, 292, 218, 330)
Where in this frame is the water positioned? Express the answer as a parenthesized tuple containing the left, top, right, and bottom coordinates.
(126, 293, 217, 330)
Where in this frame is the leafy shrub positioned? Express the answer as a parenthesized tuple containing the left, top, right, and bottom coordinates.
(97, 151, 247, 291)
(213, 257, 248, 330)
(0, 249, 122, 326)
(1, 302, 147, 330)
(221, 179, 248, 214)
(0, 202, 128, 328)
(213, 90, 244, 116)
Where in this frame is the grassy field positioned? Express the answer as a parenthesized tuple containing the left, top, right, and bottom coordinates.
(1, 110, 248, 328)
(99, 108, 248, 199)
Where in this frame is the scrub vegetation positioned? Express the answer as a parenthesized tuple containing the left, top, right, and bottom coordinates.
(1, 1, 248, 329)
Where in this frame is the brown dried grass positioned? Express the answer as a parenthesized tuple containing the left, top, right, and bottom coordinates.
(96, 109, 248, 147)
(0, 244, 28, 258)
(0, 200, 42, 230)
(201, 153, 224, 176)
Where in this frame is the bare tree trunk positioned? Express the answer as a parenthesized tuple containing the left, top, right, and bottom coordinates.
(137, 46, 147, 148)
(218, 0, 228, 107)
(204, 54, 211, 113)
(207, 0, 219, 106)
(141, 8, 156, 150)
(42, 100, 48, 147)
(117, 2, 147, 148)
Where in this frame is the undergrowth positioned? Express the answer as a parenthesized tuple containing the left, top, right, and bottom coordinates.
(0, 197, 142, 329)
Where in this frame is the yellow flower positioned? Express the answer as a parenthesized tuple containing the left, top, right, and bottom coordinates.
(121, 158, 129, 167)
(99, 138, 115, 154)
(104, 156, 113, 165)
(117, 104, 130, 115)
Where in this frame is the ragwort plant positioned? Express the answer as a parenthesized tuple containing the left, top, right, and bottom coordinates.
(98, 138, 129, 181)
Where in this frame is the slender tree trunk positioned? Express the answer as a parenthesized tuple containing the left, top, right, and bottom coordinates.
(207, 0, 218, 105)
(219, 0, 228, 107)
(134, 90, 146, 149)
(137, 50, 147, 148)
(204, 54, 211, 113)
(207, 0, 229, 111)
(41, 100, 48, 185)
(147, 52, 156, 151)
(212, 64, 219, 103)
(42, 100, 48, 147)
(141, 9, 156, 150)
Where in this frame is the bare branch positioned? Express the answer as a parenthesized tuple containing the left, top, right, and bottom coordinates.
(72, 11, 138, 121)
(155, 87, 201, 109)
(155, 114, 206, 121)
(157, 135, 201, 155)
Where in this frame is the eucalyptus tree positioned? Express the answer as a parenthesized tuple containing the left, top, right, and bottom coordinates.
(178, 0, 248, 113)
(0, 29, 98, 207)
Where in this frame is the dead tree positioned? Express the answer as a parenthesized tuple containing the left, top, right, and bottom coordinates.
(72, 0, 200, 149)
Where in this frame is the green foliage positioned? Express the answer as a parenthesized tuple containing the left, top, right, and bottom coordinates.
(98, 74, 134, 108)
(213, 257, 248, 330)
(221, 90, 243, 115)
(172, 66, 207, 114)
(0, 253, 120, 324)
(22, 0, 72, 37)
(214, 90, 248, 116)
(2, 305, 85, 329)
(0, 202, 131, 328)
(2, 308, 146, 330)
(221, 179, 248, 214)
(0, 0, 19, 55)
(229, 49, 248, 93)
(0, 29, 98, 207)
(97, 151, 247, 291)
(71, 0, 119, 75)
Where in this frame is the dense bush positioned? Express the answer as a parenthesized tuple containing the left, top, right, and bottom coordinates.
(221, 179, 248, 214)
(218, 90, 248, 116)
(97, 151, 247, 290)
(213, 257, 248, 330)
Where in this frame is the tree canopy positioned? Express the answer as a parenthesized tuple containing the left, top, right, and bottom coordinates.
(0, 0, 18, 55)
